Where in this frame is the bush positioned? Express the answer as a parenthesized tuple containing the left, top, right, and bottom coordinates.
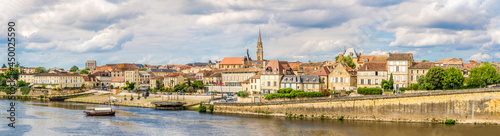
(21, 87, 30, 95)
(208, 105, 214, 113)
(338, 116, 344, 120)
(357, 87, 382, 95)
(237, 91, 249, 97)
(320, 89, 330, 96)
(411, 83, 419, 90)
(445, 119, 456, 124)
(198, 102, 206, 112)
(264, 90, 326, 100)
(276, 88, 293, 93)
(399, 87, 407, 92)
(39, 95, 45, 98)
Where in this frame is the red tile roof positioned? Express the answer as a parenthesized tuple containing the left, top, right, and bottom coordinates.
(387, 53, 412, 60)
(111, 76, 125, 82)
(219, 57, 245, 65)
(435, 58, 463, 65)
(313, 66, 330, 76)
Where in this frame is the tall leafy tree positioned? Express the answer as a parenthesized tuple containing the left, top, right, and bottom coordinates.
(70, 65, 79, 72)
(2, 64, 7, 68)
(442, 67, 465, 89)
(388, 73, 394, 90)
(466, 62, 500, 87)
(340, 56, 356, 69)
(35, 67, 48, 73)
(5, 67, 19, 80)
(425, 67, 445, 89)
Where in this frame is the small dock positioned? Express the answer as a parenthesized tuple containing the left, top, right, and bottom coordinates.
(151, 102, 187, 110)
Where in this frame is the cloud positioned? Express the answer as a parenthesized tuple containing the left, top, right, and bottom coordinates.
(495, 52, 500, 58)
(469, 53, 492, 61)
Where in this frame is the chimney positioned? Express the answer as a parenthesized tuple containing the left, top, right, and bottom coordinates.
(459, 58, 463, 62)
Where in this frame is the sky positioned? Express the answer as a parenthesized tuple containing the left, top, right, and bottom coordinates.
(1, 0, 500, 69)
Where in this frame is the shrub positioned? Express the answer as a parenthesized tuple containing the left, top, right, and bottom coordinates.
(198, 102, 206, 112)
(237, 91, 249, 97)
(320, 89, 330, 96)
(21, 87, 31, 95)
(398, 87, 407, 92)
(445, 119, 456, 124)
(338, 116, 344, 120)
(208, 105, 214, 113)
(39, 95, 45, 98)
(357, 87, 382, 95)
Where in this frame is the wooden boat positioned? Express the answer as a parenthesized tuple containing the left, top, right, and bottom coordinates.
(49, 96, 68, 101)
(84, 107, 115, 116)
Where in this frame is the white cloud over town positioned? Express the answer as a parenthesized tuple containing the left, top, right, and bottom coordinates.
(0, 0, 499, 69)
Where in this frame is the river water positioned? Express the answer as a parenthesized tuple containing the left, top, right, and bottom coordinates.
(0, 99, 499, 136)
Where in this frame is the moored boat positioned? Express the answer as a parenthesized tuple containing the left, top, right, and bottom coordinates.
(84, 107, 115, 116)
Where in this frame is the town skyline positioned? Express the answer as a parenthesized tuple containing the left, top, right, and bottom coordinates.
(1, 0, 500, 69)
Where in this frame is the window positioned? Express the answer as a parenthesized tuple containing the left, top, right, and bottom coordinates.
(330, 77, 333, 83)
(273, 81, 277, 87)
(267, 81, 270, 86)
(402, 76, 405, 81)
(360, 79, 364, 84)
(289, 83, 292, 87)
(368, 79, 371, 84)
(306, 84, 308, 88)
(284, 84, 286, 88)
(417, 70, 419, 74)
(396, 66, 399, 72)
(340, 77, 344, 83)
(389, 61, 393, 65)
(346, 77, 349, 83)
(402, 67, 405, 72)
(402, 61, 406, 65)
(313, 84, 315, 89)
(395, 75, 399, 81)
(375, 71, 378, 76)
(396, 61, 399, 65)
(390, 67, 394, 72)
(411, 70, 413, 74)
(375, 79, 378, 84)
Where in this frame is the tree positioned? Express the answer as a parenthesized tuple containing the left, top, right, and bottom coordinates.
(467, 62, 500, 87)
(110, 85, 114, 89)
(5, 67, 20, 80)
(80, 69, 89, 74)
(335, 55, 340, 61)
(128, 82, 136, 90)
(422, 60, 429, 62)
(425, 67, 445, 90)
(388, 73, 394, 90)
(411, 83, 419, 90)
(70, 65, 79, 72)
(35, 67, 47, 73)
(139, 67, 148, 71)
(442, 67, 465, 89)
(14, 62, 20, 68)
(0, 78, 6, 86)
(2, 64, 7, 68)
(17, 80, 30, 87)
(340, 56, 356, 69)
(187, 78, 191, 87)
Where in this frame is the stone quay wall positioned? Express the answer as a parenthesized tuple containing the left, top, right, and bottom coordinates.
(214, 88, 500, 123)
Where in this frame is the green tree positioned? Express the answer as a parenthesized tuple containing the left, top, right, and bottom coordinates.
(0, 78, 6, 86)
(2, 64, 7, 68)
(422, 60, 429, 62)
(70, 65, 79, 72)
(442, 67, 465, 89)
(187, 78, 191, 87)
(110, 85, 114, 89)
(466, 62, 500, 87)
(388, 73, 394, 90)
(425, 67, 445, 90)
(340, 56, 356, 69)
(139, 67, 148, 71)
(80, 69, 89, 74)
(5, 67, 20, 80)
(17, 80, 30, 87)
(128, 82, 136, 90)
(14, 62, 20, 68)
(35, 67, 47, 73)
(335, 55, 340, 61)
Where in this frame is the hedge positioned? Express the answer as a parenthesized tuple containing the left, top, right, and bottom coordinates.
(265, 90, 326, 100)
(357, 87, 382, 95)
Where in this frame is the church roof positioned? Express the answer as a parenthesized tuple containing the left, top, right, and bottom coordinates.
(219, 57, 245, 65)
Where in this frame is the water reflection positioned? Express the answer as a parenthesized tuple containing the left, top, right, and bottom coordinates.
(1, 99, 500, 136)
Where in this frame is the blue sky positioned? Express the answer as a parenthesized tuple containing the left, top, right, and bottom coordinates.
(1, 0, 500, 69)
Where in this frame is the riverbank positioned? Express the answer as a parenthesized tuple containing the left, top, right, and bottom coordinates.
(65, 93, 211, 109)
(214, 88, 500, 125)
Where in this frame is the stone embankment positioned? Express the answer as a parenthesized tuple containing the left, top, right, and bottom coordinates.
(215, 88, 500, 124)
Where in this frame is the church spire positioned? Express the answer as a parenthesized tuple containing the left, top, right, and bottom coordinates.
(256, 29, 263, 60)
(258, 29, 262, 44)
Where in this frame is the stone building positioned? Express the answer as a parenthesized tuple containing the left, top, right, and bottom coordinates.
(328, 62, 357, 91)
(260, 60, 293, 94)
(20, 73, 84, 89)
(408, 62, 434, 84)
(386, 53, 413, 89)
(86, 60, 97, 70)
(357, 62, 388, 88)
(221, 68, 260, 86)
